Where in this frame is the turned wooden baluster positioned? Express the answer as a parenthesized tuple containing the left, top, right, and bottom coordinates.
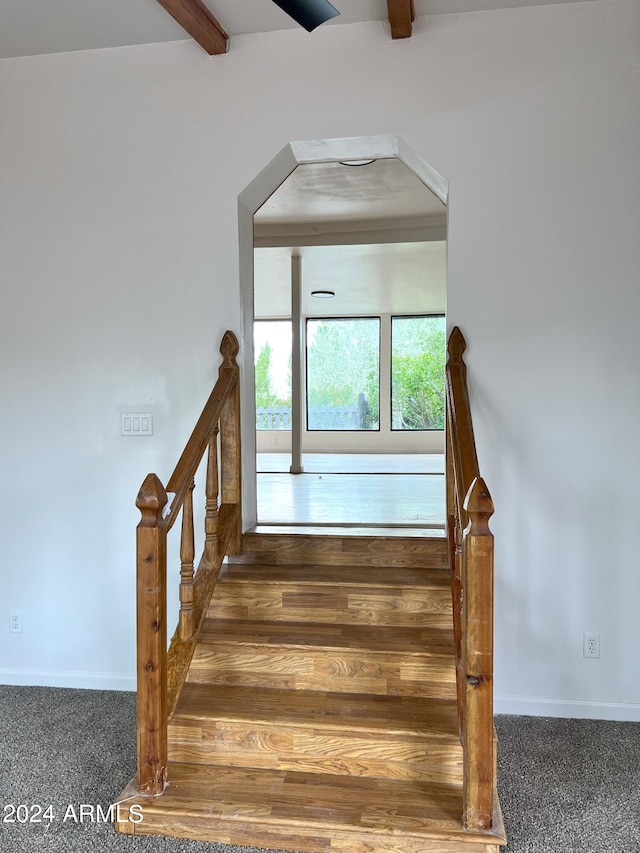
(462, 476, 495, 831)
(453, 505, 465, 740)
(446, 411, 465, 739)
(204, 425, 220, 568)
(219, 331, 242, 555)
(136, 473, 168, 796)
(178, 481, 196, 641)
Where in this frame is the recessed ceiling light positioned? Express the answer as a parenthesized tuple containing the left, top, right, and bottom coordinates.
(311, 290, 335, 298)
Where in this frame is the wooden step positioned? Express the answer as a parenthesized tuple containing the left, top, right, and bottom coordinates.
(208, 563, 452, 627)
(168, 683, 463, 784)
(115, 763, 506, 852)
(235, 531, 448, 568)
(187, 619, 457, 698)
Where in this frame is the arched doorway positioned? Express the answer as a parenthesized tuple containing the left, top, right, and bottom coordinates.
(238, 135, 448, 530)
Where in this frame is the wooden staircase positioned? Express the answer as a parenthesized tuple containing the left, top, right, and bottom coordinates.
(116, 530, 504, 851)
(114, 328, 506, 852)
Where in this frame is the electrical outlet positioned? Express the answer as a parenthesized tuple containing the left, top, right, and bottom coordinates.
(10, 609, 23, 633)
(583, 632, 600, 659)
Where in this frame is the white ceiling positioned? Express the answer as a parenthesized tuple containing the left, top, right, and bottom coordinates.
(255, 159, 445, 225)
(254, 158, 447, 318)
(0, 0, 595, 60)
(254, 242, 447, 318)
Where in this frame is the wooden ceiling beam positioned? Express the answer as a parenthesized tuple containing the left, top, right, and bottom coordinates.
(155, 0, 228, 55)
(386, 0, 415, 39)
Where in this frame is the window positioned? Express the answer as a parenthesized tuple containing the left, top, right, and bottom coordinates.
(254, 320, 292, 430)
(391, 315, 446, 431)
(306, 317, 380, 431)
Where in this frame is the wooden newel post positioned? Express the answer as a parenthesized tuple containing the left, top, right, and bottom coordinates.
(462, 476, 495, 831)
(136, 473, 168, 796)
(219, 330, 242, 555)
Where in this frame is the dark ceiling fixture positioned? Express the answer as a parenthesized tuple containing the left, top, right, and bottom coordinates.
(271, 0, 340, 32)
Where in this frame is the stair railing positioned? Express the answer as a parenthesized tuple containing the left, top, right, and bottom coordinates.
(445, 327, 496, 832)
(135, 330, 242, 796)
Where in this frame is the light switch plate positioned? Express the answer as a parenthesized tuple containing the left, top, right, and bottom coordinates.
(121, 412, 153, 436)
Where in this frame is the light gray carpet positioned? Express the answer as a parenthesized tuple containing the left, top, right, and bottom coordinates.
(1, 686, 638, 852)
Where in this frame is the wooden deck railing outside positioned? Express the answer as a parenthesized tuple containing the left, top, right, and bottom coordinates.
(445, 327, 496, 831)
(135, 330, 242, 795)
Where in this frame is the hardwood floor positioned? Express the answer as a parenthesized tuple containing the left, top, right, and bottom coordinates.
(115, 532, 505, 853)
(238, 530, 448, 568)
(257, 453, 445, 527)
(257, 453, 445, 474)
(117, 762, 504, 852)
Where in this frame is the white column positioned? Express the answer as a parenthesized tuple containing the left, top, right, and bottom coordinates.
(379, 313, 392, 436)
(290, 254, 304, 474)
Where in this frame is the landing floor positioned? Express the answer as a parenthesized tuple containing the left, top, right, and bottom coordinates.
(257, 453, 445, 528)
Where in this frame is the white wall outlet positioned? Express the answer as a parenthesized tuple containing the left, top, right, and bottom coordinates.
(10, 609, 23, 633)
(121, 412, 153, 436)
(583, 632, 600, 659)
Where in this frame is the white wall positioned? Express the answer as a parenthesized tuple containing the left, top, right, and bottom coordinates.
(1, 0, 639, 718)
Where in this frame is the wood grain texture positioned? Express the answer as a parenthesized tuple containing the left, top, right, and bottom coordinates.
(114, 763, 505, 850)
(154, 0, 228, 55)
(169, 723, 463, 783)
(462, 478, 495, 830)
(237, 532, 448, 568)
(135, 474, 169, 795)
(174, 683, 459, 733)
(208, 581, 452, 627)
(165, 331, 239, 529)
(178, 481, 196, 640)
(197, 618, 454, 653)
(166, 503, 238, 717)
(169, 683, 462, 783)
(220, 372, 242, 554)
(387, 0, 414, 39)
(124, 335, 505, 853)
(203, 429, 219, 568)
(446, 327, 479, 522)
(188, 620, 455, 698)
(445, 326, 499, 833)
(217, 561, 450, 588)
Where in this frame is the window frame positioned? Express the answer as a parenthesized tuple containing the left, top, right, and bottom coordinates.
(390, 312, 446, 433)
(305, 315, 381, 433)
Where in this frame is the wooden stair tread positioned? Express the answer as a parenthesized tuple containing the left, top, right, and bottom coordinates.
(207, 566, 453, 627)
(196, 618, 455, 654)
(169, 685, 463, 784)
(172, 683, 459, 737)
(236, 532, 448, 568)
(219, 561, 450, 588)
(187, 624, 457, 699)
(116, 763, 506, 847)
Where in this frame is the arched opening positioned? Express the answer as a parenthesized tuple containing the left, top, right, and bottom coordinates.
(238, 135, 448, 530)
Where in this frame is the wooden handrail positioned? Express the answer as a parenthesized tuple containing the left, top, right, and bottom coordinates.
(445, 326, 496, 832)
(134, 330, 242, 796)
(165, 331, 239, 530)
(446, 326, 479, 518)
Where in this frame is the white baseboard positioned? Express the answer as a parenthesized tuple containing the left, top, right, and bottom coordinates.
(0, 668, 135, 692)
(495, 693, 640, 722)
